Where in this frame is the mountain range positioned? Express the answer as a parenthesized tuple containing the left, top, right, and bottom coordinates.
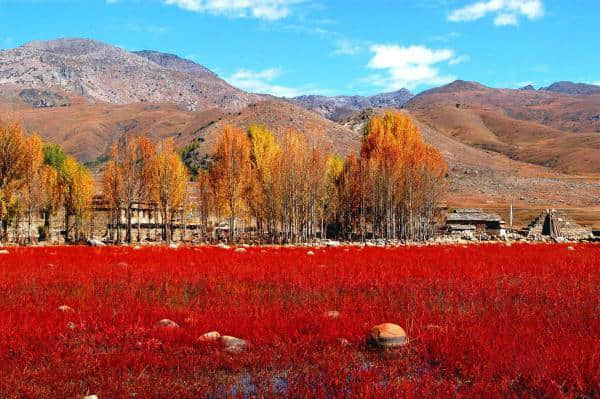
(0, 38, 599, 217)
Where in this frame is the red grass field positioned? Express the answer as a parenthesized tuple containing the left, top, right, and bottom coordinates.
(0, 244, 598, 398)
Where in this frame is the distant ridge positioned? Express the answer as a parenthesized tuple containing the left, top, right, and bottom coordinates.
(290, 89, 413, 121)
(541, 81, 600, 95)
(416, 80, 489, 96)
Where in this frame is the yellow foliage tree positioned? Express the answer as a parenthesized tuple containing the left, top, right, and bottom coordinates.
(21, 134, 44, 242)
(0, 118, 26, 240)
(60, 156, 94, 242)
(248, 124, 282, 240)
(149, 138, 188, 244)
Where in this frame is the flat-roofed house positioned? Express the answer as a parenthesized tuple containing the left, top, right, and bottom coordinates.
(446, 208, 506, 237)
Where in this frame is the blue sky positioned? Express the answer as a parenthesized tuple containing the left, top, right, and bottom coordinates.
(0, 0, 598, 96)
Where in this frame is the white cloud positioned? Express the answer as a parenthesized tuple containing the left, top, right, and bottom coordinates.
(449, 0, 544, 26)
(449, 55, 470, 65)
(332, 38, 364, 56)
(365, 44, 457, 90)
(162, 0, 304, 20)
(226, 68, 302, 97)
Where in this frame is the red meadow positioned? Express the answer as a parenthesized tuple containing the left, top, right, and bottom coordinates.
(0, 244, 598, 398)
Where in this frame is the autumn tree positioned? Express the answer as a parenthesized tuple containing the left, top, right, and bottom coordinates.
(20, 134, 44, 242)
(39, 144, 67, 241)
(60, 156, 94, 242)
(247, 125, 282, 241)
(102, 155, 124, 243)
(104, 136, 155, 243)
(0, 118, 26, 241)
(149, 138, 188, 244)
(360, 111, 447, 240)
(196, 169, 213, 241)
(209, 125, 252, 242)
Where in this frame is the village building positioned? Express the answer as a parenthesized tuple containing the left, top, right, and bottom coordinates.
(446, 208, 507, 237)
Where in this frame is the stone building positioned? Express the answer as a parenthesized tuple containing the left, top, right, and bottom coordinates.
(446, 208, 507, 237)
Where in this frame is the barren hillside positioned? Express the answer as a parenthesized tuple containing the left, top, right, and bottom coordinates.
(406, 80, 600, 174)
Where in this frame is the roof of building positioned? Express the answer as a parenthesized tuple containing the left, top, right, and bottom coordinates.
(447, 211, 503, 223)
(447, 224, 477, 231)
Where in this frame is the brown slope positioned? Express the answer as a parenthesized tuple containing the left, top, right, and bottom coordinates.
(0, 94, 224, 163)
(0, 96, 358, 163)
(406, 81, 600, 174)
(192, 100, 361, 156)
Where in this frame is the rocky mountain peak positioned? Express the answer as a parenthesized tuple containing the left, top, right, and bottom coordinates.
(21, 38, 118, 56)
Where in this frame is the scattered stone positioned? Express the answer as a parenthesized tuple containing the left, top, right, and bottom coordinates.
(306, 250, 315, 256)
(67, 321, 77, 330)
(0, 249, 8, 255)
(133, 246, 142, 250)
(58, 305, 74, 313)
(366, 323, 408, 349)
(87, 239, 105, 247)
(198, 331, 221, 343)
(324, 310, 340, 319)
(425, 324, 443, 330)
(169, 243, 178, 249)
(218, 243, 231, 250)
(157, 319, 180, 329)
(338, 338, 351, 347)
(83, 395, 98, 399)
(568, 246, 575, 251)
(234, 247, 247, 253)
(221, 335, 248, 354)
(116, 262, 129, 269)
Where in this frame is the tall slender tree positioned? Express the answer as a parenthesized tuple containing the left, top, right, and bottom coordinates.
(21, 134, 44, 242)
(149, 138, 188, 244)
(209, 125, 252, 242)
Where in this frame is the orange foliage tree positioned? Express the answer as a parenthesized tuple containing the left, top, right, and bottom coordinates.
(359, 111, 447, 240)
(209, 125, 252, 242)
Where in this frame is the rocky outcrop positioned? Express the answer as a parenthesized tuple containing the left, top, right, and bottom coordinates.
(19, 88, 70, 107)
(291, 89, 413, 121)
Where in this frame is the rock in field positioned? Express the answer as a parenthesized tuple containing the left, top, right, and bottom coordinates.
(307, 250, 315, 256)
(0, 249, 8, 255)
(568, 246, 575, 251)
(58, 305, 74, 313)
(324, 310, 340, 319)
(221, 335, 248, 354)
(87, 239, 105, 247)
(198, 331, 221, 343)
(234, 247, 247, 253)
(157, 319, 180, 329)
(366, 323, 408, 349)
(83, 395, 98, 399)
